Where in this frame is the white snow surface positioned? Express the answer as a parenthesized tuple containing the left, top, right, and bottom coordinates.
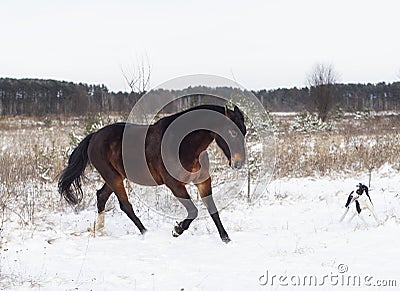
(1, 166, 400, 290)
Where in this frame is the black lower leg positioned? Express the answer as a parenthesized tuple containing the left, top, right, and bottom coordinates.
(119, 200, 147, 234)
(173, 197, 198, 237)
(96, 184, 112, 213)
(210, 212, 230, 243)
(173, 219, 193, 236)
(203, 195, 230, 243)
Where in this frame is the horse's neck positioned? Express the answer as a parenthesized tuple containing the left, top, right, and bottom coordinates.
(199, 130, 216, 150)
(183, 130, 215, 157)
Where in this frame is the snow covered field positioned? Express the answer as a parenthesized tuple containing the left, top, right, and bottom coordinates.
(1, 165, 399, 290)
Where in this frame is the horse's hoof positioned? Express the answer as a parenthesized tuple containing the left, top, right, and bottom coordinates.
(87, 224, 104, 233)
(140, 228, 147, 235)
(172, 222, 184, 237)
(221, 236, 231, 244)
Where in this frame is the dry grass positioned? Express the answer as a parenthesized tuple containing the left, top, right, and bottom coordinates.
(275, 132, 400, 178)
(0, 116, 83, 229)
(274, 114, 400, 178)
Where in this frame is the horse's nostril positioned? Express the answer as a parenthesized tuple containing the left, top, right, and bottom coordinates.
(233, 160, 243, 169)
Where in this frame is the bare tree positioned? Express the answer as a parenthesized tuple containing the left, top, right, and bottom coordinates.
(307, 63, 339, 122)
(121, 55, 151, 95)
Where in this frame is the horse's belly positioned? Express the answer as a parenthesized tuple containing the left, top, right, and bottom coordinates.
(122, 124, 162, 186)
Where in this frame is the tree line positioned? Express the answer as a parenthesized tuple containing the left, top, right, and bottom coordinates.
(0, 77, 399, 116)
(0, 78, 140, 115)
(256, 82, 400, 113)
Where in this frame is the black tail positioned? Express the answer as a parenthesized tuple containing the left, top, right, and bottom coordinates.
(58, 133, 95, 205)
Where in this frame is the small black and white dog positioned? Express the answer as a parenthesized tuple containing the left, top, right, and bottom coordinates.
(340, 183, 380, 226)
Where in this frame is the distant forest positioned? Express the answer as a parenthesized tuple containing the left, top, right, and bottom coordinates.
(0, 78, 399, 116)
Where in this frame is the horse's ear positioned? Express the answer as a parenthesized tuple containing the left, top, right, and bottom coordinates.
(224, 105, 229, 117)
(234, 105, 244, 119)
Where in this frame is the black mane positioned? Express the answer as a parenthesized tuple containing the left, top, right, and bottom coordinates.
(159, 104, 225, 124)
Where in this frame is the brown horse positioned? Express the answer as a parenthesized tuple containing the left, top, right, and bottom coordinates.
(58, 104, 246, 243)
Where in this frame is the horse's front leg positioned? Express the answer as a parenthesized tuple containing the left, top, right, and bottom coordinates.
(167, 182, 198, 237)
(196, 177, 230, 243)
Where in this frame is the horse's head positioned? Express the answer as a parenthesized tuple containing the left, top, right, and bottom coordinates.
(215, 105, 247, 169)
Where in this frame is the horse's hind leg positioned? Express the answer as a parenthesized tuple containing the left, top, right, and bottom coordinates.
(94, 163, 147, 234)
(166, 182, 198, 237)
(196, 177, 230, 243)
(110, 176, 147, 234)
(95, 183, 113, 229)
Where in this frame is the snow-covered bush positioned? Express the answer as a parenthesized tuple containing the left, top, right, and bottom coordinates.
(354, 109, 373, 120)
(290, 111, 335, 132)
(332, 105, 345, 121)
(67, 112, 113, 155)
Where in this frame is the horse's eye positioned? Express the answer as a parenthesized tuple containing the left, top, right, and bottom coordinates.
(228, 129, 237, 138)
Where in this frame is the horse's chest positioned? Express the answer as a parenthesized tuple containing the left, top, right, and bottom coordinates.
(173, 158, 209, 184)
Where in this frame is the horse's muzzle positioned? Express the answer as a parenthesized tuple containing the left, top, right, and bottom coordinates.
(230, 153, 245, 170)
(231, 160, 243, 170)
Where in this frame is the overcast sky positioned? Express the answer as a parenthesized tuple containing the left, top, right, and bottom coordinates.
(1, 0, 399, 92)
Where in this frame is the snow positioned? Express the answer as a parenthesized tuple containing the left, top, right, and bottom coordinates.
(1, 167, 400, 290)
